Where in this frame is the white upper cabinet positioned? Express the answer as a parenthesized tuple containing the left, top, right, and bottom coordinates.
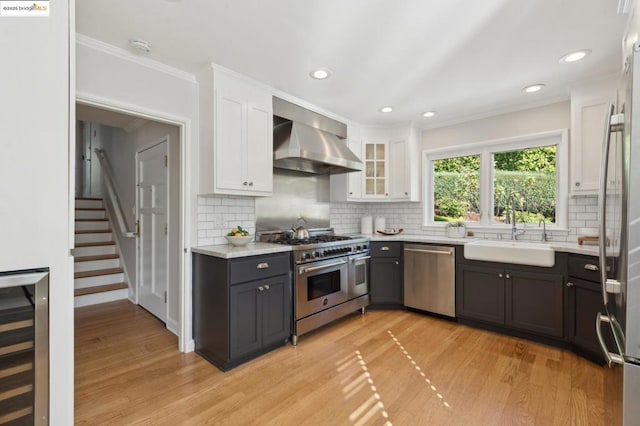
(199, 65, 273, 196)
(388, 126, 420, 200)
(569, 76, 619, 195)
(332, 125, 420, 202)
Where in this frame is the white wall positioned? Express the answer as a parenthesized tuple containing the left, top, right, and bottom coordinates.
(0, 1, 74, 423)
(76, 35, 198, 351)
(103, 122, 181, 332)
(422, 101, 571, 150)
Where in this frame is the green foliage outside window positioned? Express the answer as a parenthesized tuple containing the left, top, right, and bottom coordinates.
(433, 146, 556, 223)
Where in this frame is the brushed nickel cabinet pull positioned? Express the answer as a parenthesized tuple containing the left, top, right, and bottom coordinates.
(584, 264, 599, 271)
(381, 246, 390, 251)
(257, 262, 269, 269)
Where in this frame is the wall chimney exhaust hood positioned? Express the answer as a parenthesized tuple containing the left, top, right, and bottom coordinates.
(272, 97, 363, 175)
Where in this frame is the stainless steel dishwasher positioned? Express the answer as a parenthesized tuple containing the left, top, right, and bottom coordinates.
(403, 244, 455, 317)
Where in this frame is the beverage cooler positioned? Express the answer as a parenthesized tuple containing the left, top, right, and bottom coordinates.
(0, 269, 49, 425)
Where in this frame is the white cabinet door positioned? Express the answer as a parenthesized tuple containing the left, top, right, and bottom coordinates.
(570, 97, 612, 194)
(212, 69, 273, 196)
(363, 141, 389, 199)
(389, 138, 408, 199)
(246, 96, 273, 194)
(347, 138, 363, 199)
(215, 85, 247, 192)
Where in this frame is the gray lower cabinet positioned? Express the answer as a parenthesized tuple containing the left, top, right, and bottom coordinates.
(566, 254, 614, 364)
(457, 264, 504, 325)
(505, 269, 564, 337)
(457, 256, 565, 339)
(229, 275, 290, 360)
(369, 242, 403, 306)
(193, 251, 291, 371)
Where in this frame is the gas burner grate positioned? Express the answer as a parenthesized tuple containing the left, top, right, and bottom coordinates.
(270, 235, 353, 246)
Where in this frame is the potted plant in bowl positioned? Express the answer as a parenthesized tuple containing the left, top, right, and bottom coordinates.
(445, 220, 466, 238)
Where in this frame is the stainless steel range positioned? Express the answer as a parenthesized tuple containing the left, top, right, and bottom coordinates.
(259, 229, 370, 345)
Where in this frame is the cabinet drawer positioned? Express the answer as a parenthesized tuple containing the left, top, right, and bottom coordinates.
(230, 253, 290, 285)
(568, 254, 605, 283)
(370, 242, 402, 258)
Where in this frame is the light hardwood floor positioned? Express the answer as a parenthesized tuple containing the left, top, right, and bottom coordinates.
(75, 301, 621, 425)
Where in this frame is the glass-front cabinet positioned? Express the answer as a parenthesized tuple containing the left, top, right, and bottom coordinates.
(364, 142, 388, 198)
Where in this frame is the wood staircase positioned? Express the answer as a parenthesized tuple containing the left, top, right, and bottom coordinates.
(0, 305, 34, 424)
(74, 197, 129, 307)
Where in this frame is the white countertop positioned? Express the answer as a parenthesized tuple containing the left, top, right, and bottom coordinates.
(192, 242, 292, 259)
(193, 234, 599, 259)
(364, 233, 599, 256)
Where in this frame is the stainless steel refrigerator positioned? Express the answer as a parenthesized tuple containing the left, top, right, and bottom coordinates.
(596, 41, 640, 425)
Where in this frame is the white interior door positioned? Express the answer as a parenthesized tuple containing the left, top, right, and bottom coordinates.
(137, 140, 168, 322)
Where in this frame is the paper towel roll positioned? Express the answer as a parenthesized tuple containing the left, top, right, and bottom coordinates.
(361, 216, 372, 235)
(374, 216, 386, 232)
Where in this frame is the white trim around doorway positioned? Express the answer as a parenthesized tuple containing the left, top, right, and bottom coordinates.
(76, 90, 194, 353)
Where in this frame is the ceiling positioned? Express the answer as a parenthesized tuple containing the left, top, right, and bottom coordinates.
(76, 0, 632, 127)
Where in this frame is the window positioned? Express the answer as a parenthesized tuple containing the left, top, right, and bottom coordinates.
(424, 130, 567, 228)
(433, 154, 480, 222)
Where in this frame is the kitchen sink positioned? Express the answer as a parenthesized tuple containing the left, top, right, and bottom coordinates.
(464, 240, 555, 267)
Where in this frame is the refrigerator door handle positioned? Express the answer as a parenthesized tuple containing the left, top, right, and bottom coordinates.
(598, 103, 615, 306)
(596, 312, 624, 367)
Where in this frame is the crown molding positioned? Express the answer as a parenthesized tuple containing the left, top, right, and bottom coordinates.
(76, 33, 197, 84)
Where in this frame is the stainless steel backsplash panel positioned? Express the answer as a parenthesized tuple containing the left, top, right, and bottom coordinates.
(255, 169, 330, 232)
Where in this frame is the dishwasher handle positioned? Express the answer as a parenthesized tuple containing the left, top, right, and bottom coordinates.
(404, 247, 453, 255)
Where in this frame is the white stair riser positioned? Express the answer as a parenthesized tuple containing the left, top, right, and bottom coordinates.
(75, 232, 113, 244)
(75, 199, 103, 209)
(73, 245, 116, 257)
(75, 209, 106, 220)
(74, 258, 120, 273)
(75, 273, 124, 289)
(74, 288, 128, 308)
(75, 221, 109, 231)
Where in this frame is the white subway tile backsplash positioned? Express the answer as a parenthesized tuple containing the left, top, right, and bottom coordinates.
(197, 195, 257, 246)
(198, 194, 599, 246)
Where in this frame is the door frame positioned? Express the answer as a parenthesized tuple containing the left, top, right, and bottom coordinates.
(135, 137, 170, 321)
(76, 92, 193, 352)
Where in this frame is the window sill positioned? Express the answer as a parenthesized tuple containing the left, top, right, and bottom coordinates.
(421, 223, 570, 236)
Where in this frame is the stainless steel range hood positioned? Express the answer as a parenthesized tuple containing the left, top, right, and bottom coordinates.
(273, 97, 363, 175)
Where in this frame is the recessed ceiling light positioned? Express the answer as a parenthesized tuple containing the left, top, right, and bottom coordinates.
(560, 49, 592, 63)
(522, 84, 545, 93)
(130, 39, 151, 54)
(422, 111, 437, 118)
(379, 106, 393, 113)
(310, 68, 332, 80)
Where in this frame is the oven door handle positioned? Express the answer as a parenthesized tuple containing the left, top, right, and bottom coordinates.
(300, 260, 347, 275)
(351, 256, 371, 262)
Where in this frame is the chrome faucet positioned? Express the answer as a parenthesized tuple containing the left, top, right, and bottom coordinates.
(538, 219, 547, 242)
(507, 194, 525, 240)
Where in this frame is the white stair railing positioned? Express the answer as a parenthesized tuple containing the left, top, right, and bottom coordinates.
(94, 148, 137, 238)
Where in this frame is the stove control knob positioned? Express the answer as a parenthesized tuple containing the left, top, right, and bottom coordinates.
(315, 251, 321, 258)
(363, 244, 368, 250)
(356, 245, 362, 251)
(347, 247, 352, 252)
(323, 250, 328, 256)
